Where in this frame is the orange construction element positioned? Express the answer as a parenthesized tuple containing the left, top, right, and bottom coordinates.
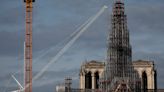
(24, 0, 35, 92)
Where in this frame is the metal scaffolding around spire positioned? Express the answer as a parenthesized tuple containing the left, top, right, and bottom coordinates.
(108, 0, 132, 80)
(99, 0, 141, 92)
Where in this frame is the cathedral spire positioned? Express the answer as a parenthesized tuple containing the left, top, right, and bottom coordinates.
(102, 0, 141, 91)
(107, 0, 132, 79)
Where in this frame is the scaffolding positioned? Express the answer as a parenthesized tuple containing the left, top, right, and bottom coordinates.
(99, 0, 141, 92)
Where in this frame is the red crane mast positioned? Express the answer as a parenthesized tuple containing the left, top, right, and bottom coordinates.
(24, 0, 35, 92)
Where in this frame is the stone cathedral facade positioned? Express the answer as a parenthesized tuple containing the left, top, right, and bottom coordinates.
(79, 60, 157, 90)
(79, 0, 157, 91)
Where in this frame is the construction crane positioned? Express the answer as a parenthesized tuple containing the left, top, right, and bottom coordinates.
(24, 0, 35, 92)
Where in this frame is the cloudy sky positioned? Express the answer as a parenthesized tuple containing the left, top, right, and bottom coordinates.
(0, 0, 164, 91)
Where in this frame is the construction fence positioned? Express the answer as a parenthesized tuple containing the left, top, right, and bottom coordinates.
(64, 89, 164, 92)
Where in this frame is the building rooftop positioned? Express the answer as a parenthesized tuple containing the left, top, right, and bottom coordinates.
(133, 60, 154, 66)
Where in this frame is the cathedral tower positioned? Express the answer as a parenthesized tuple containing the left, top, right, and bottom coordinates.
(107, 0, 132, 80)
(105, 0, 141, 91)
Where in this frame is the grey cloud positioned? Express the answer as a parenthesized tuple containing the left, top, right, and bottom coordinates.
(0, 31, 24, 56)
(1, 0, 164, 91)
(124, 1, 164, 88)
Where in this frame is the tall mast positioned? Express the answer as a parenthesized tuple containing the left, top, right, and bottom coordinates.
(24, 0, 35, 92)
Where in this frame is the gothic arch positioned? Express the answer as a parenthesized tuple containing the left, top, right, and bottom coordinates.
(142, 71, 147, 92)
(85, 71, 92, 89)
(95, 71, 99, 89)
